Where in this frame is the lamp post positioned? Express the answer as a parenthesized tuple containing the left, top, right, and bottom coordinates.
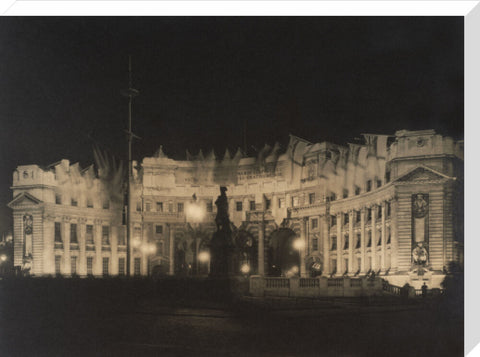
(186, 195, 205, 276)
(293, 238, 305, 277)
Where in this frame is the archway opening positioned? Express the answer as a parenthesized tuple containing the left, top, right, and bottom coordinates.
(268, 228, 299, 277)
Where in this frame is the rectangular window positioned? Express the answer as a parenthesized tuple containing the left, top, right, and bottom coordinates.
(377, 233, 382, 246)
(331, 236, 337, 251)
(330, 193, 336, 202)
(249, 201, 256, 211)
(331, 215, 337, 226)
(356, 233, 361, 248)
(102, 226, 110, 245)
(71, 198, 78, 207)
(55, 194, 62, 204)
(178, 202, 184, 213)
(344, 213, 349, 225)
(103, 199, 110, 210)
(367, 231, 372, 247)
(355, 186, 361, 196)
(311, 218, 318, 229)
(236, 201, 243, 211)
(377, 179, 382, 188)
(356, 211, 361, 223)
(312, 238, 318, 251)
(344, 234, 349, 250)
(278, 198, 285, 208)
(168, 203, 173, 213)
(366, 180, 372, 192)
(265, 199, 271, 210)
(385, 171, 391, 183)
(292, 196, 299, 207)
(145, 202, 151, 212)
(134, 227, 141, 240)
(55, 255, 61, 274)
(54, 222, 62, 242)
(309, 193, 315, 205)
(156, 202, 163, 212)
(206, 201, 213, 212)
(156, 225, 163, 234)
(71, 256, 77, 275)
(86, 225, 94, 244)
(367, 208, 372, 221)
(342, 189, 348, 199)
(331, 259, 337, 274)
(136, 201, 142, 212)
(87, 257, 93, 275)
(70, 224, 78, 244)
(87, 198, 93, 208)
(387, 230, 391, 244)
(134, 258, 141, 276)
(378, 206, 382, 219)
(386, 202, 391, 217)
(118, 258, 125, 276)
(102, 257, 109, 276)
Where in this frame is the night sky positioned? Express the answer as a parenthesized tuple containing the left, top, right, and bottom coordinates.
(0, 17, 464, 232)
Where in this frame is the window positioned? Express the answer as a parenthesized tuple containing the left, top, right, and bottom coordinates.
(387, 230, 391, 244)
(118, 258, 126, 276)
(331, 215, 337, 226)
(145, 202, 151, 212)
(71, 198, 78, 207)
(249, 201, 256, 211)
(86, 225, 94, 244)
(378, 206, 382, 219)
(312, 238, 318, 251)
(102, 226, 110, 245)
(331, 259, 337, 274)
(168, 203, 173, 212)
(309, 193, 315, 205)
(102, 257, 109, 276)
(134, 227, 142, 241)
(278, 198, 285, 208)
(87, 257, 93, 275)
(330, 193, 337, 202)
(236, 201, 243, 211)
(344, 213, 349, 225)
(377, 232, 382, 246)
(376, 179, 382, 188)
(292, 196, 299, 207)
(265, 199, 271, 210)
(156, 202, 163, 212)
(118, 229, 125, 246)
(157, 241, 164, 255)
(355, 186, 361, 196)
(356, 233, 361, 249)
(356, 211, 361, 223)
(206, 201, 213, 212)
(366, 180, 372, 192)
(311, 218, 318, 229)
(386, 202, 391, 217)
(178, 202, 184, 213)
(71, 256, 77, 275)
(385, 171, 391, 183)
(331, 236, 337, 251)
(136, 201, 142, 212)
(156, 225, 163, 234)
(344, 234, 349, 250)
(103, 199, 110, 210)
(134, 258, 141, 276)
(357, 258, 362, 271)
(55, 194, 62, 204)
(87, 198, 93, 208)
(367, 231, 372, 247)
(342, 189, 348, 199)
(55, 255, 61, 274)
(367, 208, 372, 221)
(54, 222, 62, 242)
(70, 224, 78, 244)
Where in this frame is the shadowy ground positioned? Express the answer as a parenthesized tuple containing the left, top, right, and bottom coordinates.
(0, 277, 463, 356)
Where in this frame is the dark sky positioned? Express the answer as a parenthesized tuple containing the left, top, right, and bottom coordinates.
(0, 17, 464, 232)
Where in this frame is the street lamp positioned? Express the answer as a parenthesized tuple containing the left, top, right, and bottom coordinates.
(186, 195, 206, 275)
(293, 238, 305, 277)
(198, 250, 211, 275)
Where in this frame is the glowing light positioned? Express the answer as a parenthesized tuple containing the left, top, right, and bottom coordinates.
(140, 244, 149, 254)
(0, 254, 6, 262)
(240, 263, 250, 274)
(186, 203, 205, 222)
(293, 238, 305, 250)
(148, 243, 156, 254)
(132, 238, 141, 248)
(291, 266, 299, 274)
(198, 251, 210, 263)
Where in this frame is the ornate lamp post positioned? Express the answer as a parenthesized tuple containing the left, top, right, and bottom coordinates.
(186, 194, 205, 276)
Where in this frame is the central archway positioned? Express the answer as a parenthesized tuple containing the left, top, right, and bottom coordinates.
(267, 228, 299, 277)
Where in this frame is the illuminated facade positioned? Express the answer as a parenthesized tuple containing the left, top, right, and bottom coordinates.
(9, 129, 463, 288)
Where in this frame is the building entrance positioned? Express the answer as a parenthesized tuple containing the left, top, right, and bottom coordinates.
(267, 228, 299, 277)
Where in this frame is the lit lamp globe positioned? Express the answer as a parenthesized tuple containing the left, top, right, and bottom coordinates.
(198, 251, 210, 263)
(240, 263, 250, 275)
(132, 238, 141, 249)
(186, 203, 205, 223)
(0, 254, 6, 262)
(293, 238, 305, 250)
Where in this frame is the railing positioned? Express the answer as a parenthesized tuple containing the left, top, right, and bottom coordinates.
(327, 278, 343, 288)
(350, 279, 362, 288)
(265, 278, 290, 289)
(382, 281, 402, 295)
(300, 278, 320, 288)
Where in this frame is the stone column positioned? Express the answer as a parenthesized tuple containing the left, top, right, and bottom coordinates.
(348, 210, 354, 274)
(42, 215, 56, 275)
(371, 205, 377, 272)
(258, 219, 265, 276)
(381, 202, 386, 270)
(360, 208, 366, 273)
(63, 217, 71, 275)
(300, 217, 307, 277)
(111, 225, 118, 275)
(94, 219, 102, 275)
(142, 223, 148, 276)
(168, 224, 175, 275)
(391, 199, 399, 271)
(336, 213, 342, 274)
(322, 214, 330, 275)
(78, 218, 87, 276)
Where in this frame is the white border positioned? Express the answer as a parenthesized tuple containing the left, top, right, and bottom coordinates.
(0, 1, 479, 355)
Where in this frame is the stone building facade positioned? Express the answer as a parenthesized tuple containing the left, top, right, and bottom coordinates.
(9, 129, 463, 288)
